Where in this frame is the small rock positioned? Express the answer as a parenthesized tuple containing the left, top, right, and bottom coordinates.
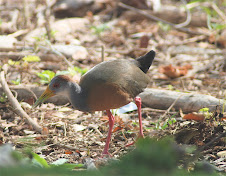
(25, 18, 89, 43)
(217, 150, 226, 158)
(0, 35, 17, 49)
(53, 44, 88, 59)
(84, 158, 97, 170)
(72, 124, 86, 132)
(0, 144, 18, 167)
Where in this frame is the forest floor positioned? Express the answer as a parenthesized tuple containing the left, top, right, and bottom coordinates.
(0, 0, 225, 173)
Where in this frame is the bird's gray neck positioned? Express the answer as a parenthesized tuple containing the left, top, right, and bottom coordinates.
(68, 82, 89, 112)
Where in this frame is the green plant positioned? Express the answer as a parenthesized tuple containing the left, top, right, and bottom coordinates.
(187, 0, 226, 32)
(36, 70, 55, 84)
(167, 84, 174, 91)
(0, 93, 7, 102)
(8, 59, 20, 66)
(32, 153, 83, 169)
(155, 114, 177, 130)
(22, 55, 41, 62)
(8, 55, 41, 68)
(32, 30, 56, 51)
(91, 23, 110, 36)
(11, 78, 21, 85)
(57, 66, 88, 77)
(158, 21, 171, 32)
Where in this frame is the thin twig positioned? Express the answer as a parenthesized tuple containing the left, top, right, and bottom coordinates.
(118, 2, 207, 35)
(174, 0, 191, 28)
(0, 71, 42, 133)
(44, 1, 53, 42)
(101, 45, 105, 62)
(160, 94, 183, 120)
(211, 2, 226, 20)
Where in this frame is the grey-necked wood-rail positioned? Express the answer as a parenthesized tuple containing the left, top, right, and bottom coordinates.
(33, 50, 155, 155)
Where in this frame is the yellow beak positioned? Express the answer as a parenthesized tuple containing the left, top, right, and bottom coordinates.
(32, 86, 55, 108)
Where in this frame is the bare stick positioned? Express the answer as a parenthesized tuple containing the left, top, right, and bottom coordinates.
(160, 94, 183, 120)
(101, 45, 105, 62)
(0, 71, 42, 133)
(174, 0, 191, 28)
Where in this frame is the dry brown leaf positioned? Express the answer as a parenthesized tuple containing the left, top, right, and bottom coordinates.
(139, 35, 149, 48)
(113, 126, 123, 133)
(42, 127, 49, 135)
(159, 64, 193, 78)
(183, 112, 205, 121)
(65, 149, 73, 154)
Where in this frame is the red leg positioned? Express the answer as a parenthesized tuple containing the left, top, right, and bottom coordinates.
(102, 110, 115, 155)
(135, 97, 144, 138)
(126, 97, 144, 147)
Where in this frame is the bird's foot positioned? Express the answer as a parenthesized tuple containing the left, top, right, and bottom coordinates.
(101, 150, 112, 158)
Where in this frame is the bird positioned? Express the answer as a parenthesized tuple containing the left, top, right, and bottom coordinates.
(33, 50, 155, 155)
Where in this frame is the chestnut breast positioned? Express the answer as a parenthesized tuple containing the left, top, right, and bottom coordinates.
(79, 59, 150, 111)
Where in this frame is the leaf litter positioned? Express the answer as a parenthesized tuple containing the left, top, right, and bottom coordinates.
(0, 0, 225, 173)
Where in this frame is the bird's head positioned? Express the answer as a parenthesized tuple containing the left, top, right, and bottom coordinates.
(33, 75, 72, 108)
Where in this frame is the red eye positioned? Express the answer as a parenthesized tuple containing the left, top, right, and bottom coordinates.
(53, 83, 60, 88)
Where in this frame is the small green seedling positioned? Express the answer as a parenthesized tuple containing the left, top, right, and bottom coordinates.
(32, 153, 84, 169)
(22, 55, 41, 62)
(156, 114, 177, 130)
(11, 78, 21, 85)
(36, 70, 55, 84)
(57, 67, 88, 77)
(0, 93, 7, 103)
(8, 59, 20, 66)
(158, 22, 171, 32)
(91, 23, 110, 36)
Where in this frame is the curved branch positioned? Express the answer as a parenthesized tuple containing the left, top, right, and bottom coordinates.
(0, 71, 42, 133)
(174, 0, 191, 28)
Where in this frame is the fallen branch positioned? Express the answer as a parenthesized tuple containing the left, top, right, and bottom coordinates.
(0, 86, 225, 114)
(139, 88, 225, 113)
(0, 71, 42, 133)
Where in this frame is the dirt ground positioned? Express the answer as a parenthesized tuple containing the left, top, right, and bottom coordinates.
(0, 0, 225, 172)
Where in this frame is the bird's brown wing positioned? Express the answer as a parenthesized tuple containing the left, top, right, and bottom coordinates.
(79, 59, 150, 111)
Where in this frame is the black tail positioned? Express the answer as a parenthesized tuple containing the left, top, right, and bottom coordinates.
(136, 50, 155, 73)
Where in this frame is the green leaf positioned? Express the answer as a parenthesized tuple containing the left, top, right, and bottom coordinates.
(8, 59, 20, 65)
(167, 85, 174, 90)
(50, 163, 84, 170)
(199, 107, 209, 112)
(211, 23, 226, 30)
(36, 70, 55, 84)
(158, 22, 171, 32)
(11, 78, 21, 85)
(91, 23, 110, 35)
(0, 93, 7, 102)
(74, 66, 88, 75)
(22, 55, 41, 62)
(32, 153, 49, 168)
(168, 118, 176, 125)
(56, 70, 70, 76)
